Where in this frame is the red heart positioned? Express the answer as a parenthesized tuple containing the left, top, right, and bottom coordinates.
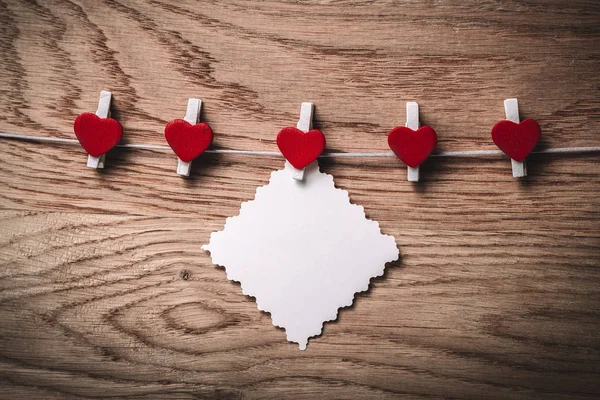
(73, 112, 123, 157)
(164, 119, 214, 162)
(491, 119, 541, 162)
(387, 126, 438, 168)
(276, 127, 326, 169)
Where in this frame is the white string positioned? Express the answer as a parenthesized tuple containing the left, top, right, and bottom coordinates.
(1, 131, 599, 158)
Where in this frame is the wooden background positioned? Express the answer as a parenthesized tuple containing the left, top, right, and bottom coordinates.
(1, 0, 599, 398)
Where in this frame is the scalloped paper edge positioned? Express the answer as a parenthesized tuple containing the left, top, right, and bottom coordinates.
(203, 161, 399, 349)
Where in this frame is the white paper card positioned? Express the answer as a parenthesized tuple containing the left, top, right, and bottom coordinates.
(203, 161, 399, 349)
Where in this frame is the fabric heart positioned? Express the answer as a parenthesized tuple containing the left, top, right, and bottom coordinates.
(73, 112, 123, 157)
(164, 119, 214, 162)
(277, 127, 326, 169)
(387, 126, 438, 168)
(491, 119, 541, 162)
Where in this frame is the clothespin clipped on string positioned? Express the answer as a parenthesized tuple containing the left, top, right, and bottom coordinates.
(276, 102, 326, 181)
(388, 102, 438, 182)
(73, 90, 123, 169)
(164, 98, 213, 177)
(491, 98, 541, 178)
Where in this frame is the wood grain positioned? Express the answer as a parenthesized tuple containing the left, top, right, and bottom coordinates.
(0, 0, 599, 398)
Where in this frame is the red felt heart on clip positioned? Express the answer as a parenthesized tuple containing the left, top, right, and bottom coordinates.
(491, 119, 541, 162)
(73, 112, 123, 157)
(387, 126, 438, 168)
(164, 119, 214, 162)
(276, 127, 326, 169)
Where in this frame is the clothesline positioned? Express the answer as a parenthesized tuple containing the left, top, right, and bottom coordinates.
(1, 132, 599, 158)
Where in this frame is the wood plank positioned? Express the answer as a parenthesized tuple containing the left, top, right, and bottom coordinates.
(0, 141, 598, 232)
(0, 211, 598, 399)
(0, 0, 599, 151)
(0, 0, 599, 398)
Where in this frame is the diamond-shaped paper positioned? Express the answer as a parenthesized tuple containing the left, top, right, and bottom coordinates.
(203, 161, 399, 349)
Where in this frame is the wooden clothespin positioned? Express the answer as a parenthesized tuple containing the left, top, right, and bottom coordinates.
(178, 98, 202, 176)
(504, 99, 526, 177)
(290, 102, 314, 180)
(276, 102, 325, 181)
(164, 98, 213, 177)
(387, 102, 438, 182)
(88, 91, 111, 168)
(491, 99, 541, 178)
(73, 90, 122, 169)
(405, 102, 420, 182)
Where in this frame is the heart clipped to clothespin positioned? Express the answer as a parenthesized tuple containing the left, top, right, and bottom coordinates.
(491, 98, 541, 178)
(164, 98, 213, 177)
(388, 102, 438, 182)
(74, 90, 122, 169)
(276, 102, 325, 180)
